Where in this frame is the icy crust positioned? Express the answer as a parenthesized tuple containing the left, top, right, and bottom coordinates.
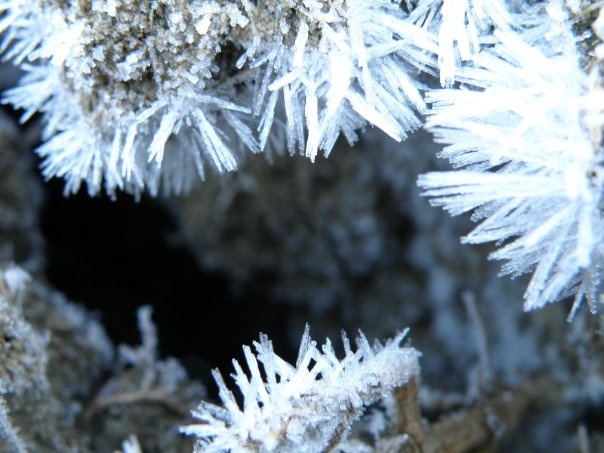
(181, 326, 420, 453)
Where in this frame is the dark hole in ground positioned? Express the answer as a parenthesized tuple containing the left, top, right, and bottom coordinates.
(39, 176, 294, 385)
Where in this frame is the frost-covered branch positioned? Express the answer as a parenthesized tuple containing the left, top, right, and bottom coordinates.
(87, 306, 196, 419)
(181, 326, 420, 453)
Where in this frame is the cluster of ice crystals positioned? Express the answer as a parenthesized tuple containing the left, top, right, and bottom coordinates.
(3, 0, 604, 317)
(181, 326, 419, 453)
(406, 0, 512, 86)
(418, 1, 604, 313)
(237, 0, 428, 161)
(1, 0, 254, 196)
(0, 0, 433, 196)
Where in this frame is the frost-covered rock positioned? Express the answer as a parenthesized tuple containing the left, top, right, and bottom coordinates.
(0, 266, 113, 452)
(0, 0, 429, 196)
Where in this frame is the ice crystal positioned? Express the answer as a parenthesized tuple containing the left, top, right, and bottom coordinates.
(406, 0, 512, 86)
(418, 2, 604, 313)
(117, 435, 143, 453)
(180, 326, 420, 453)
(236, 0, 427, 161)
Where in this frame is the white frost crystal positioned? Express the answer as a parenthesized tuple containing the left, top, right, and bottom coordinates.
(237, 0, 428, 161)
(406, 0, 512, 86)
(418, 2, 604, 313)
(181, 326, 420, 453)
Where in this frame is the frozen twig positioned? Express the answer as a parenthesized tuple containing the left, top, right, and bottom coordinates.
(389, 375, 557, 453)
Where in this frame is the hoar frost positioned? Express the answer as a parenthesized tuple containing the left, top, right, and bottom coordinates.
(418, 1, 604, 313)
(1, 1, 251, 196)
(1, 0, 603, 324)
(406, 0, 512, 86)
(180, 326, 420, 453)
(0, 0, 430, 196)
